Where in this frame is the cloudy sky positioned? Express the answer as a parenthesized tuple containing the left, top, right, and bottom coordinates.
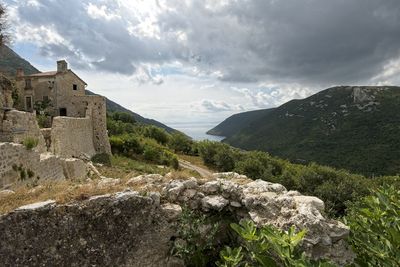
(4, 0, 400, 132)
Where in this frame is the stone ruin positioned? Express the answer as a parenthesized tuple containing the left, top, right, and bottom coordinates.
(0, 61, 111, 187)
(0, 172, 354, 266)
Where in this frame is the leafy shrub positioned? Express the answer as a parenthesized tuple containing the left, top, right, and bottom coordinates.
(109, 111, 136, 124)
(344, 184, 400, 267)
(172, 208, 222, 267)
(169, 132, 194, 154)
(91, 153, 112, 166)
(143, 125, 169, 145)
(217, 220, 336, 267)
(143, 144, 162, 162)
(109, 134, 143, 156)
(22, 137, 39, 150)
(36, 114, 50, 128)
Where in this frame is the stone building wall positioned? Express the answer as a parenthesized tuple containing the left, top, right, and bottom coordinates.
(0, 110, 46, 152)
(0, 142, 86, 188)
(50, 116, 96, 158)
(15, 69, 86, 116)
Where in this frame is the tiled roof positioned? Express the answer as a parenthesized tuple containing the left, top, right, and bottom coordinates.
(25, 70, 87, 85)
(28, 71, 57, 77)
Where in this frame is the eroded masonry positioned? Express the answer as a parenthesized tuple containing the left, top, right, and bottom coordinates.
(0, 60, 111, 186)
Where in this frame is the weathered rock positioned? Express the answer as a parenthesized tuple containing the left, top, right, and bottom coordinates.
(161, 203, 182, 221)
(202, 195, 229, 211)
(0, 194, 177, 267)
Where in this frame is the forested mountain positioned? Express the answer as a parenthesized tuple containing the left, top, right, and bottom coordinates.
(0, 45, 39, 75)
(210, 86, 400, 176)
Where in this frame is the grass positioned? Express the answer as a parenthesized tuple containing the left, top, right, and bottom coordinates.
(0, 155, 206, 215)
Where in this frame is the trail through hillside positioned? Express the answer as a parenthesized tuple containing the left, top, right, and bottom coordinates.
(178, 159, 213, 178)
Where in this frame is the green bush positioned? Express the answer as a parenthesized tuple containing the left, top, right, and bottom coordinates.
(344, 184, 400, 267)
(109, 134, 143, 156)
(217, 220, 336, 267)
(143, 125, 169, 145)
(172, 209, 222, 267)
(143, 144, 162, 162)
(169, 132, 194, 154)
(22, 137, 39, 150)
(109, 111, 136, 124)
(91, 153, 112, 166)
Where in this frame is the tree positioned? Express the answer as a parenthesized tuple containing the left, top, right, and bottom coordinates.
(0, 4, 9, 46)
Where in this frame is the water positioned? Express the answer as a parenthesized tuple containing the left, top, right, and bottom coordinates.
(167, 122, 225, 141)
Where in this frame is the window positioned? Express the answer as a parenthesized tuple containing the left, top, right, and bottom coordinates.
(25, 96, 32, 110)
(43, 96, 49, 102)
(59, 108, 67, 116)
(25, 79, 32, 89)
(73, 84, 78, 90)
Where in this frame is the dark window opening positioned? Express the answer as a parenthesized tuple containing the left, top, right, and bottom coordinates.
(73, 84, 78, 90)
(25, 79, 32, 89)
(43, 96, 49, 102)
(59, 108, 67, 116)
(26, 96, 32, 110)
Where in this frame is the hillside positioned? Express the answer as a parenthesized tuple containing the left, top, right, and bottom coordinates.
(0, 44, 177, 133)
(207, 108, 274, 137)
(0, 45, 39, 75)
(211, 86, 400, 176)
(86, 90, 176, 133)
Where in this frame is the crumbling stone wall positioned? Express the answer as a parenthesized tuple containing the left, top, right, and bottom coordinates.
(0, 174, 354, 266)
(0, 142, 87, 188)
(51, 116, 96, 158)
(0, 110, 46, 152)
(0, 193, 178, 267)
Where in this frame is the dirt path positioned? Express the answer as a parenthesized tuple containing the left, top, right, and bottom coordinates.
(178, 159, 213, 178)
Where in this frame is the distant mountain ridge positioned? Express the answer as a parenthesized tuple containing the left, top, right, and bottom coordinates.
(86, 90, 176, 133)
(0, 45, 39, 76)
(0, 44, 177, 133)
(207, 108, 274, 137)
(209, 86, 400, 176)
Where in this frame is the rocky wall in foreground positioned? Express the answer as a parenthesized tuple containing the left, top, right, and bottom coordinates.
(0, 173, 354, 266)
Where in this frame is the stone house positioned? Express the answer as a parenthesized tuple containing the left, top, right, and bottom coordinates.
(15, 60, 87, 117)
(1, 60, 111, 158)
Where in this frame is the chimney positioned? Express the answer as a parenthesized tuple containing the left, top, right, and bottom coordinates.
(57, 60, 68, 72)
(16, 68, 24, 78)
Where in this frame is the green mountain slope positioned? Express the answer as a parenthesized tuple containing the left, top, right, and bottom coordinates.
(86, 90, 176, 133)
(0, 45, 39, 75)
(207, 108, 274, 137)
(213, 86, 400, 176)
(0, 44, 177, 133)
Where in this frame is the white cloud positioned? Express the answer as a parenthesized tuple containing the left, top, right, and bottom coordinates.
(87, 3, 120, 21)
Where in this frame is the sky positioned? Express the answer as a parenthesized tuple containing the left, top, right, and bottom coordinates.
(3, 0, 400, 130)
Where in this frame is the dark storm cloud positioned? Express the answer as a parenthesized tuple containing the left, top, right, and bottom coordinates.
(7, 0, 400, 85)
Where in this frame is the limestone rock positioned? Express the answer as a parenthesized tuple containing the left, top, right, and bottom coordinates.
(202, 195, 229, 211)
(161, 203, 182, 221)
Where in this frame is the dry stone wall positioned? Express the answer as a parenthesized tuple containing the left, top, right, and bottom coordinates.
(0, 173, 354, 266)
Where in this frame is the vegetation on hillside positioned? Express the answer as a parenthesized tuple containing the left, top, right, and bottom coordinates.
(211, 86, 400, 177)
